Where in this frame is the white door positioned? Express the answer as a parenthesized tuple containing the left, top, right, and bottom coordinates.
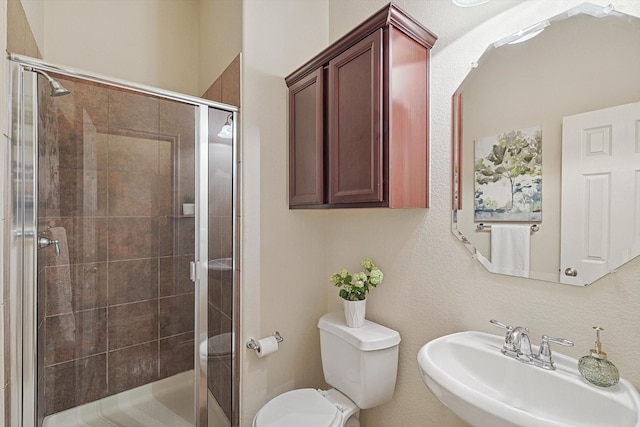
(561, 102, 640, 285)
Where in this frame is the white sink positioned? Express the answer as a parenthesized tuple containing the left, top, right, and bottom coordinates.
(417, 331, 640, 427)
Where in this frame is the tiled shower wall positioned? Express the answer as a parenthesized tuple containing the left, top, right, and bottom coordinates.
(37, 76, 197, 419)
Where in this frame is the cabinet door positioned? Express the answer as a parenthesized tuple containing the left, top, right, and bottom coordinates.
(289, 68, 324, 206)
(328, 29, 383, 204)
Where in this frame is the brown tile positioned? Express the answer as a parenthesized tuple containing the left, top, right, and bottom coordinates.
(210, 356, 232, 421)
(107, 217, 158, 261)
(159, 98, 196, 142)
(72, 263, 108, 312)
(159, 294, 194, 338)
(55, 119, 83, 171)
(202, 78, 222, 102)
(44, 354, 107, 415)
(157, 140, 173, 177)
(108, 341, 158, 395)
(45, 218, 108, 264)
(73, 79, 109, 129)
(221, 55, 241, 107)
(208, 269, 222, 311)
(108, 134, 159, 174)
(58, 168, 108, 217)
(108, 259, 158, 305)
(45, 309, 107, 365)
(221, 270, 234, 318)
(157, 216, 175, 257)
(38, 270, 46, 324)
(108, 170, 157, 216)
(176, 216, 195, 256)
(159, 332, 194, 379)
(159, 255, 193, 297)
(46, 263, 108, 315)
(108, 90, 159, 134)
(156, 174, 174, 217)
(56, 121, 109, 171)
(108, 300, 158, 350)
(207, 303, 220, 338)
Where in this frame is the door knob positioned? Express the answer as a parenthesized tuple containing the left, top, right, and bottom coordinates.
(564, 267, 578, 277)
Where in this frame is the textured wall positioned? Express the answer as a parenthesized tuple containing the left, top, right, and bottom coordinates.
(325, 1, 640, 426)
(42, 0, 199, 95)
(239, 0, 329, 425)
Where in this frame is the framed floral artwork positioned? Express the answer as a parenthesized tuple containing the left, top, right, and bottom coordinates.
(474, 126, 542, 221)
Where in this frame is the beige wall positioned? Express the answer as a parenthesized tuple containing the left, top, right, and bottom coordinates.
(42, 0, 199, 95)
(239, 0, 329, 425)
(197, 0, 242, 96)
(325, 1, 640, 427)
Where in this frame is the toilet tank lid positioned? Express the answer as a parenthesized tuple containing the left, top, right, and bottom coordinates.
(318, 311, 401, 351)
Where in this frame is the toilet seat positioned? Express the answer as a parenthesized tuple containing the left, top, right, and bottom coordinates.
(253, 389, 341, 427)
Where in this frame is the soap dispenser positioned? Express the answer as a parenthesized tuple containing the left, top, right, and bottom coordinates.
(578, 326, 619, 387)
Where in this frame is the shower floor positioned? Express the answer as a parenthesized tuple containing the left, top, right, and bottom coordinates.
(42, 371, 230, 427)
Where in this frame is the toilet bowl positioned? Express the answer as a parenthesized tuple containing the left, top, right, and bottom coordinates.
(199, 332, 233, 358)
(252, 311, 400, 427)
(252, 388, 360, 427)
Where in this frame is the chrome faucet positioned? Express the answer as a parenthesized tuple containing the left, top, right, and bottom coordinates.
(490, 320, 573, 370)
(490, 320, 532, 361)
(509, 326, 533, 362)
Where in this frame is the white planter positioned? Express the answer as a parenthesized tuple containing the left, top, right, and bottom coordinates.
(343, 299, 366, 328)
(182, 203, 195, 215)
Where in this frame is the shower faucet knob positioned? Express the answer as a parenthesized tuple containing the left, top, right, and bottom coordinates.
(38, 236, 60, 257)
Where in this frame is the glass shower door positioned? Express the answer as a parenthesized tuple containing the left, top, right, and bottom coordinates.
(205, 109, 236, 426)
(34, 72, 200, 427)
(9, 58, 236, 427)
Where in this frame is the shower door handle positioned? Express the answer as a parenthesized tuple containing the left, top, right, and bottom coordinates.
(38, 236, 60, 257)
(190, 261, 197, 282)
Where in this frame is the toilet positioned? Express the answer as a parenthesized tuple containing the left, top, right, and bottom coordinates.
(252, 311, 401, 427)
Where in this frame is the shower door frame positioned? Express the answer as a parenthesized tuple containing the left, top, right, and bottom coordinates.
(8, 54, 238, 427)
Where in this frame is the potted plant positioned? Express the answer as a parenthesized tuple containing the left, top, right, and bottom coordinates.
(182, 194, 195, 215)
(330, 258, 384, 327)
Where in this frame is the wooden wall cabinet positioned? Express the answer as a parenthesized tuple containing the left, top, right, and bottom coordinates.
(286, 3, 437, 209)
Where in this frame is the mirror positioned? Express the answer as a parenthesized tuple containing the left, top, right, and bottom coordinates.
(452, 3, 640, 286)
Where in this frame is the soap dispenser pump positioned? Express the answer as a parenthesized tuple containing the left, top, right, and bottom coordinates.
(578, 326, 619, 387)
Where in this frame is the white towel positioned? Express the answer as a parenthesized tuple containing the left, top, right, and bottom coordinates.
(490, 224, 531, 278)
(47, 227, 76, 339)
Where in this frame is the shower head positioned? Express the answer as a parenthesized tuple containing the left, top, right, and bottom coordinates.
(47, 75, 71, 97)
(28, 68, 71, 97)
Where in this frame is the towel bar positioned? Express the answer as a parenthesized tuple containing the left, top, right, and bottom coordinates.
(476, 223, 539, 232)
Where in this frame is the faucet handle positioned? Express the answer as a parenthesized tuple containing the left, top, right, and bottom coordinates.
(536, 335, 574, 370)
(489, 319, 513, 332)
(490, 320, 518, 354)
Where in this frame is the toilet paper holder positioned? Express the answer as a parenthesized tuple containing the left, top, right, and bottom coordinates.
(246, 331, 284, 352)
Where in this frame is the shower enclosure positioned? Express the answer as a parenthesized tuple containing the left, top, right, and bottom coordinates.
(8, 55, 238, 427)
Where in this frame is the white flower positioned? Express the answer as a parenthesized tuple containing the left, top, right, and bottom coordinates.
(353, 272, 367, 287)
(369, 268, 383, 285)
(331, 258, 383, 301)
(361, 258, 374, 270)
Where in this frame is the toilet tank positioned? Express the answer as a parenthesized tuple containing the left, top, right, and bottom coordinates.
(317, 311, 401, 409)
